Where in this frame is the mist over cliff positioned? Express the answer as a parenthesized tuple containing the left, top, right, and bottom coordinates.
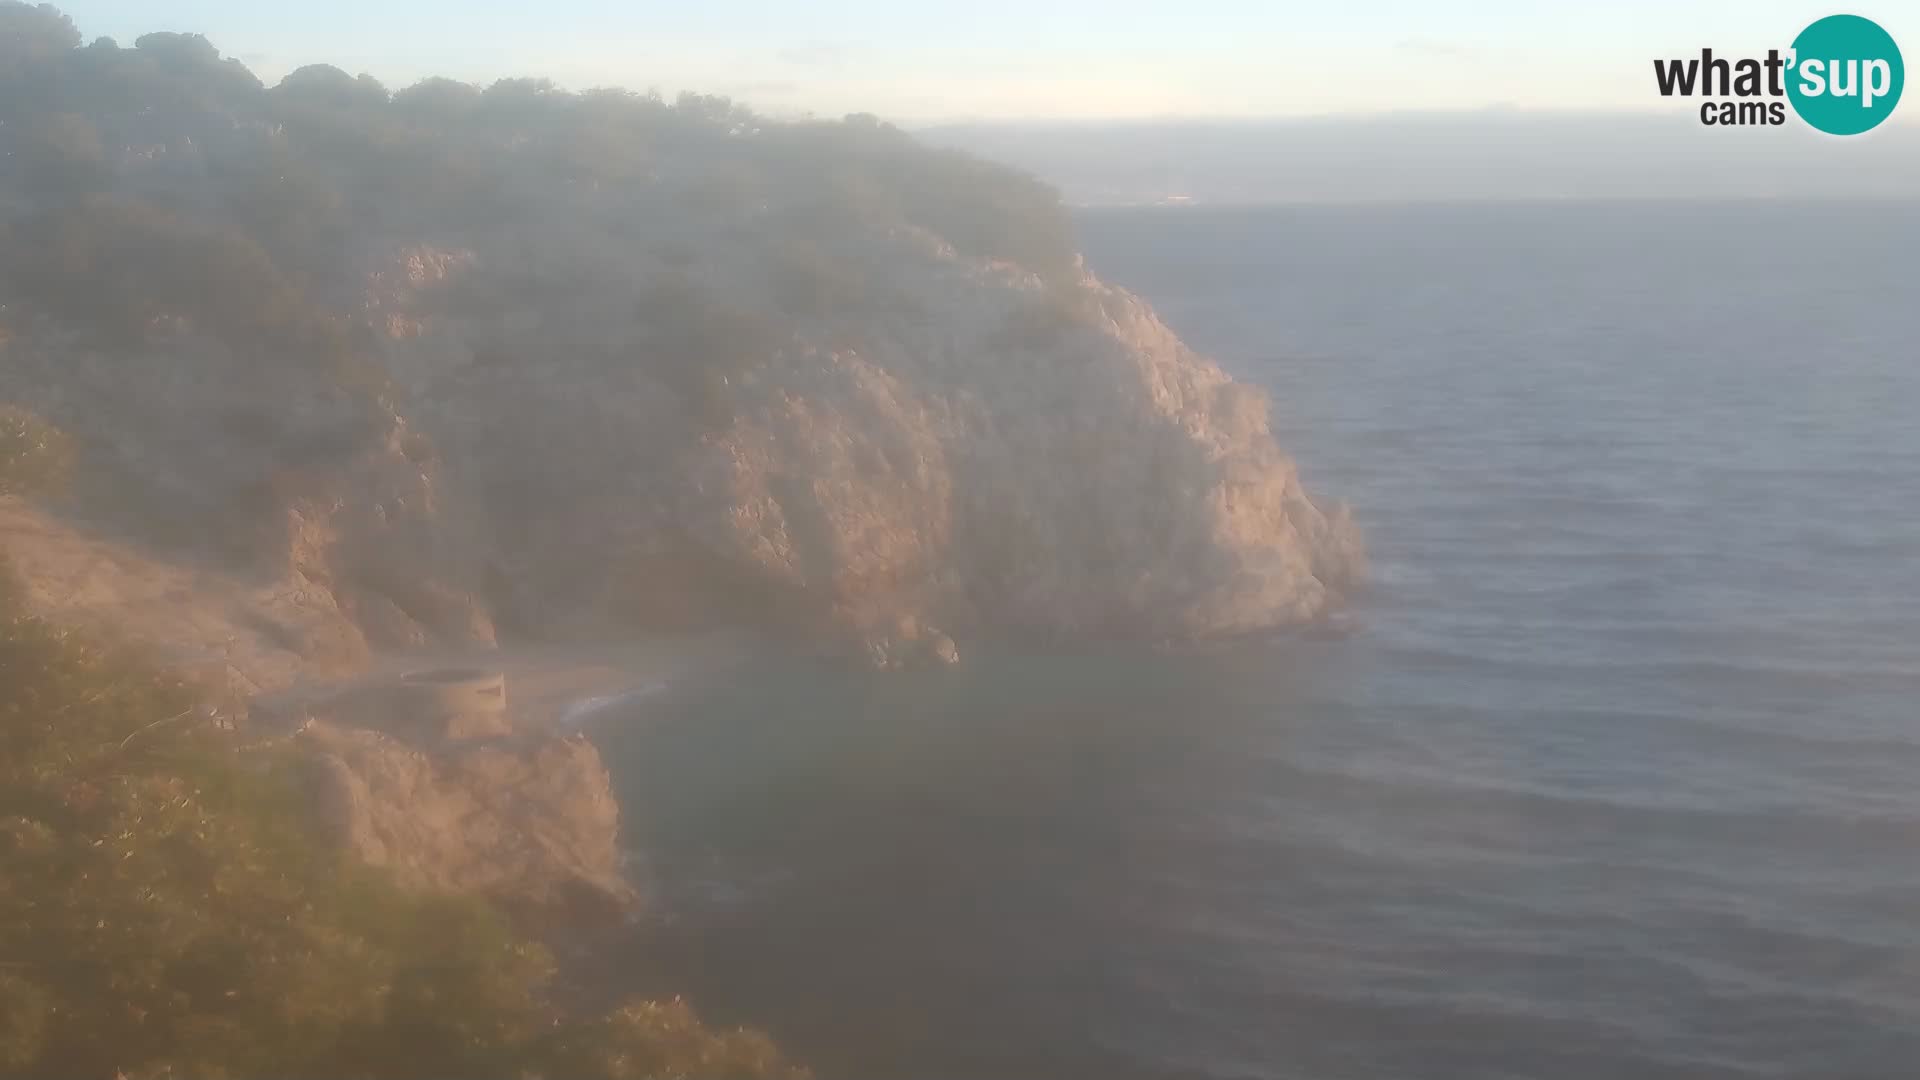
(0, 2, 1361, 670)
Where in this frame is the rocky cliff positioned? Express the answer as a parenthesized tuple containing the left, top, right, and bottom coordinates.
(297, 718, 637, 928)
(0, 13, 1362, 668)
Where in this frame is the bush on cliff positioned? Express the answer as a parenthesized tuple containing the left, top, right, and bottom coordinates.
(0, 559, 806, 1080)
(0, 406, 73, 498)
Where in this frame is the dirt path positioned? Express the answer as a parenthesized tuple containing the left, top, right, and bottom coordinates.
(259, 633, 753, 733)
(2, 497, 752, 733)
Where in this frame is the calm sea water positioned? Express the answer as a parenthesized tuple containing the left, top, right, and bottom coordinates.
(590, 201, 1920, 1080)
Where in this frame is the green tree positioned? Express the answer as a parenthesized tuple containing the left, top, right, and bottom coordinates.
(0, 407, 73, 499)
(0, 564, 807, 1080)
(274, 63, 390, 108)
(392, 75, 483, 116)
(0, 2, 79, 66)
(18, 111, 111, 193)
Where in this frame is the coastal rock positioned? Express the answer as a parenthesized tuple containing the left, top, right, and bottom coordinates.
(856, 614, 961, 670)
(295, 718, 637, 927)
(0, 98, 1362, 668)
(674, 261, 1364, 646)
(376, 229, 1364, 660)
(0, 494, 367, 695)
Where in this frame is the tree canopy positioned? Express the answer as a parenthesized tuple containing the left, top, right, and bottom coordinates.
(0, 553, 808, 1079)
(0, 1, 1077, 293)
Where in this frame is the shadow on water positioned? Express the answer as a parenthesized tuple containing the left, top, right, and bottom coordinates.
(578, 622, 1920, 1080)
(583, 640, 1353, 1080)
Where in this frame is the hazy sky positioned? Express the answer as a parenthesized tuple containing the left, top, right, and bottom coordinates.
(46, 2, 1916, 121)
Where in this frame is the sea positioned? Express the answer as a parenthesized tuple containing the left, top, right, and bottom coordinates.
(586, 200, 1920, 1080)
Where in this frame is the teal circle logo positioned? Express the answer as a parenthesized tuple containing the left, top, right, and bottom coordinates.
(1787, 14, 1904, 135)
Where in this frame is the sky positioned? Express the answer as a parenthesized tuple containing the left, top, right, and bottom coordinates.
(44, 1, 1918, 123)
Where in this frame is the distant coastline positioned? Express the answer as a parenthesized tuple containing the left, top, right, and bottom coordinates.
(921, 112, 1920, 207)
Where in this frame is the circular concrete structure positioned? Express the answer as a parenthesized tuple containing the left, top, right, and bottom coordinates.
(397, 667, 507, 729)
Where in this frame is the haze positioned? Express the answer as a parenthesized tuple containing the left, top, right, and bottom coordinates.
(47, 0, 1914, 120)
(47, 0, 1920, 205)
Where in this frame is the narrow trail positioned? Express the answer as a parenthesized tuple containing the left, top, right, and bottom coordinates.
(254, 632, 754, 733)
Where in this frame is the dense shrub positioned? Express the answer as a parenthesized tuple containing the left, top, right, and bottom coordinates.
(0, 0, 1079, 299)
(17, 111, 111, 193)
(273, 63, 389, 109)
(764, 233, 869, 321)
(634, 273, 784, 424)
(131, 29, 262, 101)
(0, 1, 76, 66)
(390, 75, 482, 117)
(0, 405, 73, 498)
(760, 117, 1080, 283)
(0, 560, 807, 1080)
(2, 196, 337, 358)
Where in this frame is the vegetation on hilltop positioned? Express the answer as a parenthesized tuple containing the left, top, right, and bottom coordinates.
(0, 1, 1078, 344)
(0, 0, 1083, 556)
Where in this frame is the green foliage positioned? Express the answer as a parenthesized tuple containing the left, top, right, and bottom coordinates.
(762, 117, 1080, 283)
(482, 76, 564, 120)
(0, 2, 77, 66)
(5, 196, 325, 354)
(526, 999, 803, 1080)
(0, 0, 1084, 475)
(1, 2, 1078, 297)
(17, 111, 110, 193)
(0, 568, 808, 1080)
(764, 233, 868, 322)
(131, 29, 219, 67)
(0, 405, 73, 498)
(274, 63, 389, 109)
(390, 75, 483, 116)
(130, 30, 262, 98)
(0, 553, 20, 616)
(634, 274, 784, 425)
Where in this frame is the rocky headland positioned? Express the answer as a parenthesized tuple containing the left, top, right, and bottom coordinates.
(0, 0, 1363, 1034)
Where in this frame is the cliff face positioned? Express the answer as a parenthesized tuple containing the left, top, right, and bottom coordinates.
(0, 28, 1362, 667)
(3, 247, 1361, 666)
(364, 209, 1361, 657)
(298, 718, 637, 928)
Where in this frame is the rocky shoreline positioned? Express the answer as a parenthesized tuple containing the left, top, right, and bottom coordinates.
(252, 639, 753, 929)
